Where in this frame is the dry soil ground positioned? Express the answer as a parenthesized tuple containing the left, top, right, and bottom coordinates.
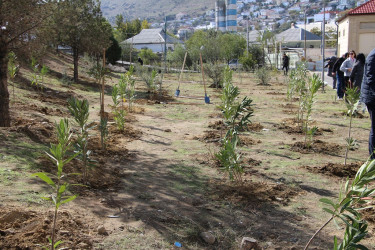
(0, 53, 374, 249)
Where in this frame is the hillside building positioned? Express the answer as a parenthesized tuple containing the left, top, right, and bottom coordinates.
(121, 28, 183, 54)
(215, 0, 237, 32)
(337, 0, 375, 56)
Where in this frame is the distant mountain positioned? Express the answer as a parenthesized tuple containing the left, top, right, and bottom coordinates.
(100, 0, 214, 23)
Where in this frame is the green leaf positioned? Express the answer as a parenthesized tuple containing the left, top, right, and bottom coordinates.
(350, 243, 369, 250)
(320, 198, 336, 208)
(333, 236, 338, 250)
(63, 151, 80, 165)
(61, 195, 77, 205)
(58, 184, 67, 194)
(54, 240, 63, 249)
(323, 208, 335, 215)
(32, 173, 56, 188)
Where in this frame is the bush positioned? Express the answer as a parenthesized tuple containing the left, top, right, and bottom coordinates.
(239, 54, 255, 71)
(255, 66, 271, 85)
(204, 63, 225, 88)
(138, 48, 158, 65)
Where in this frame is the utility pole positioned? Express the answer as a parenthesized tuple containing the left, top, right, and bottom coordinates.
(304, 9, 307, 60)
(164, 16, 167, 73)
(246, 16, 249, 56)
(322, 1, 326, 92)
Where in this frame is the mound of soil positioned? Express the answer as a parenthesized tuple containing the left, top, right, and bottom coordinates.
(195, 130, 222, 143)
(9, 117, 55, 144)
(335, 111, 366, 119)
(276, 123, 333, 135)
(304, 162, 363, 178)
(291, 140, 343, 154)
(208, 121, 264, 132)
(246, 122, 264, 132)
(239, 136, 261, 146)
(108, 124, 142, 140)
(266, 91, 285, 96)
(0, 206, 98, 249)
(208, 120, 226, 130)
(208, 180, 300, 206)
(243, 157, 262, 167)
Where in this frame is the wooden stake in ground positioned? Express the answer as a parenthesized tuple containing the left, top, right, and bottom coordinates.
(199, 52, 207, 97)
(100, 48, 106, 118)
(177, 51, 188, 91)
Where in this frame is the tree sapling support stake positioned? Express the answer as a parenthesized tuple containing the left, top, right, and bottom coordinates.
(175, 51, 187, 97)
(199, 52, 210, 104)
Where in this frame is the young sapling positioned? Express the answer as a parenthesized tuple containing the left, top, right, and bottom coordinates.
(33, 119, 80, 250)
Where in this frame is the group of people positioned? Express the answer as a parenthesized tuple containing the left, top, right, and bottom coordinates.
(327, 48, 375, 159)
(326, 50, 366, 99)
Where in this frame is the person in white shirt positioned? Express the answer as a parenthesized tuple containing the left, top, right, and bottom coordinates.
(340, 50, 356, 92)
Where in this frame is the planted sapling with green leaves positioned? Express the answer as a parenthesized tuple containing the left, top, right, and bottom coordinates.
(33, 119, 80, 250)
(215, 67, 253, 183)
(304, 74, 323, 147)
(68, 97, 95, 184)
(304, 159, 375, 249)
(287, 63, 308, 129)
(343, 87, 361, 165)
(31, 57, 41, 91)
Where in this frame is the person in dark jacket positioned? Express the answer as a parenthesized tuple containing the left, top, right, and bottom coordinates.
(325, 56, 337, 89)
(332, 53, 348, 99)
(360, 48, 375, 159)
(349, 53, 365, 91)
(282, 53, 289, 75)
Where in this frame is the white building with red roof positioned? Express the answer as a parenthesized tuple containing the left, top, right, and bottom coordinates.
(337, 0, 375, 56)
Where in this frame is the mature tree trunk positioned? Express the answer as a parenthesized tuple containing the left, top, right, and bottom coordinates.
(73, 46, 79, 83)
(0, 39, 10, 127)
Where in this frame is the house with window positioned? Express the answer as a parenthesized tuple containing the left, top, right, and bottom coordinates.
(337, 0, 375, 56)
(121, 28, 183, 54)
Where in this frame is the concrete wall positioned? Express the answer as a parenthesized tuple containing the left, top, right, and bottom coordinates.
(338, 14, 375, 56)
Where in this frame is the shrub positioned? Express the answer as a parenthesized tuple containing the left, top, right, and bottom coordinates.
(138, 48, 158, 65)
(239, 54, 255, 71)
(254, 66, 271, 85)
(204, 63, 225, 88)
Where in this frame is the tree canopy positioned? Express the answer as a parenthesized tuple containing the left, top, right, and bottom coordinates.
(50, 0, 112, 82)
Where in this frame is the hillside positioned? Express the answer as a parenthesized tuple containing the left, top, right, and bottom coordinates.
(101, 0, 214, 23)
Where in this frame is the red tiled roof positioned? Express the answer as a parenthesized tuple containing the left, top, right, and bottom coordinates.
(348, 0, 375, 15)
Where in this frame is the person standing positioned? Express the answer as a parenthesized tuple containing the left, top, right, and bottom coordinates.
(360, 48, 375, 159)
(325, 56, 337, 89)
(340, 50, 356, 92)
(333, 53, 348, 99)
(282, 53, 289, 76)
(350, 53, 366, 92)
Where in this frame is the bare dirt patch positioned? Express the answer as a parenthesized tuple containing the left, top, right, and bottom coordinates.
(291, 140, 344, 154)
(9, 117, 55, 144)
(303, 162, 363, 178)
(208, 120, 264, 132)
(0, 206, 99, 249)
(208, 180, 301, 206)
